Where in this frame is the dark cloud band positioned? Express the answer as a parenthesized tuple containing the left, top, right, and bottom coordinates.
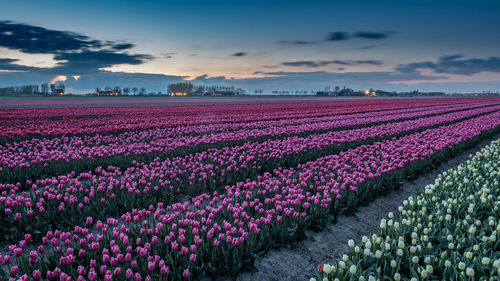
(396, 55, 500, 75)
(326, 31, 392, 41)
(0, 20, 153, 75)
(282, 59, 383, 67)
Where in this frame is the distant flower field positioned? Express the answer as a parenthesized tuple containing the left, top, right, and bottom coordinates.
(0, 97, 499, 280)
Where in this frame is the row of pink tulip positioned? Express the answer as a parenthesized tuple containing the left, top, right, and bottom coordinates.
(1, 111, 499, 280)
(0, 101, 382, 138)
(1, 106, 498, 242)
(1, 101, 495, 173)
(1, 98, 483, 139)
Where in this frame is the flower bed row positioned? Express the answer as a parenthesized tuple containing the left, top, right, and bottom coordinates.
(1, 107, 498, 242)
(1, 113, 499, 280)
(2, 101, 497, 185)
(311, 138, 500, 281)
(3, 99, 449, 139)
(2, 101, 469, 170)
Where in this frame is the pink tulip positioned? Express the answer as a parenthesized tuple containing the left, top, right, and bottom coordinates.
(10, 266, 19, 276)
(32, 270, 41, 280)
(183, 269, 191, 279)
(113, 267, 121, 276)
(160, 266, 169, 276)
(88, 270, 97, 281)
(125, 268, 133, 279)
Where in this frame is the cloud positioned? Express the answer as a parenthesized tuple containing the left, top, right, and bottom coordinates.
(439, 54, 463, 61)
(277, 40, 319, 45)
(283, 61, 320, 67)
(51, 51, 153, 74)
(49, 75, 67, 85)
(0, 20, 156, 82)
(110, 43, 135, 50)
(0, 58, 36, 71)
(282, 59, 383, 67)
(189, 74, 232, 84)
(260, 70, 440, 80)
(354, 60, 383, 65)
(359, 43, 390, 50)
(396, 55, 500, 75)
(326, 31, 392, 42)
(326, 32, 350, 41)
(232, 52, 246, 57)
(161, 52, 176, 59)
(0, 20, 136, 54)
(353, 32, 390, 39)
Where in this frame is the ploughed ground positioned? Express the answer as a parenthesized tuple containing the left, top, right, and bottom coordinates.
(213, 132, 500, 281)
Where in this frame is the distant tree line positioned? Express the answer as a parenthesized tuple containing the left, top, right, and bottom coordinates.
(91, 87, 151, 96)
(271, 90, 311, 95)
(0, 83, 66, 96)
(315, 87, 446, 97)
(167, 82, 245, 96)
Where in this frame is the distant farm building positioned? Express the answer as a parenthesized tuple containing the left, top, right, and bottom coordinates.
(203, 91, 236, 97)
(171, 92, 188, 96)
(96, 90, 121, 96)
(53, 88, 65, 96)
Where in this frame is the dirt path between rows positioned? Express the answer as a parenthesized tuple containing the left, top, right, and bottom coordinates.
(214, 132, 500, 281)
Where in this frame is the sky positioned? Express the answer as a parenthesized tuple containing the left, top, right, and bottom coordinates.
(0, 0, 500, 94)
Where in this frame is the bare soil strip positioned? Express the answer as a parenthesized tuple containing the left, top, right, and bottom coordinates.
(216, 132, 500, 281)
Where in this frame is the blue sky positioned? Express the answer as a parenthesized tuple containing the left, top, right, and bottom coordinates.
(1, 0, 500, 93)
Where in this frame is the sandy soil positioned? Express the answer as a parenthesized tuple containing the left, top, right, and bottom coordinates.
(216, 132, 500, 281)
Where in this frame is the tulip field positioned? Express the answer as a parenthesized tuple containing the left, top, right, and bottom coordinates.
(0, 97, 499, 280)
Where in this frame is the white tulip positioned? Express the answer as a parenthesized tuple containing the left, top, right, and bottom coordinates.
(348, 239, 355, 247)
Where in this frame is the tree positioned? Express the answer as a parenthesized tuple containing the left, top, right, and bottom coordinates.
(132, 87, 138, 95)
(139, 88, 146, 95)
(50, 84, 56, 94)
(235, 88, 245, 95)
(338, 87, 354, 96)
(113, 86, 121, 94)
(123, 87, 130, 95)
(104, 86, 112, 91)
(41, 83, 49, 95)
(167, 82, 194, 95)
